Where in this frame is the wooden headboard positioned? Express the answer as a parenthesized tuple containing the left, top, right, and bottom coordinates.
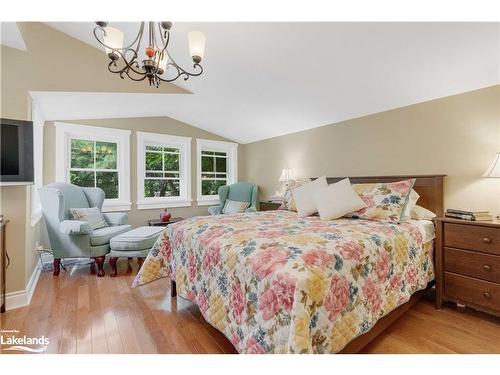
(314, 175, 445, 217)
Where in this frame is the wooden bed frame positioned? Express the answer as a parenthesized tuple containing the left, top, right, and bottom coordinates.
(171, 174, 445, 353)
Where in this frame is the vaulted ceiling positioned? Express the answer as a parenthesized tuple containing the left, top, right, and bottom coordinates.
(2, 22, 499, 143)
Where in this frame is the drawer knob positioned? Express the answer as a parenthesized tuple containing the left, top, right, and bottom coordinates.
(483, 237, 492, 244)
(483, 264, 492, 272)
(483, 291, 492, 300)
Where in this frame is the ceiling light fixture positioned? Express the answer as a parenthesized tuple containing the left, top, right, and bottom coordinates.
(93, 21, 206, 87)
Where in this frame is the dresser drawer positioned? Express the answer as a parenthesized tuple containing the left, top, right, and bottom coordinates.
(445, 272, 500, 313)
(444, 247, 500, 284)
(444, 223, 500, 255)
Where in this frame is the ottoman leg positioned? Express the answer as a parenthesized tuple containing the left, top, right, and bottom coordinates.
(94, 256, 105, 277)
(137, 257, 145, 267)
(109, 257, 118, 277)
(171, 280, 177, 298)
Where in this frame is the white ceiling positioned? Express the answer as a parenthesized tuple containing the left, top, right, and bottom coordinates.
(1, 22, 27, 50)
(27, 23, 500, 143)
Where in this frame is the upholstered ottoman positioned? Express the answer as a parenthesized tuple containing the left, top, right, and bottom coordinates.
(109, 226, 164, 277)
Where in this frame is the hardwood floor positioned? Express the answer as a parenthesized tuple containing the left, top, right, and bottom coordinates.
(1, 259, 499, 354)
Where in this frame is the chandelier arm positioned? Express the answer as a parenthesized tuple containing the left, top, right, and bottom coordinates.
(107, 48, 147, 76)
(93, 22, 145, 52)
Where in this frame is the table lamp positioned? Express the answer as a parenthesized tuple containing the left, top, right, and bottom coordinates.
(483, 152, 500, 219)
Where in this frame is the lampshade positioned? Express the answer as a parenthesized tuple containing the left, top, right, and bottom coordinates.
(279, 168, 294, 182)
(103, 27, 124, 57)
(158, 52, 168, 73)
(188, 31, 206, 62)
(483, 152, 500, 178)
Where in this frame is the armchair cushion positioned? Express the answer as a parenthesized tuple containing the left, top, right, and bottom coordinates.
(208, 205, 223, 215)
(60, 220, 93, 235)
(103, 212, 129, 226)
(69, 207, 108, 230)
(90, 225, 132, 246)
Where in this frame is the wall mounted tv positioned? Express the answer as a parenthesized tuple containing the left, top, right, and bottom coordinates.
(0, 118, 34, 185)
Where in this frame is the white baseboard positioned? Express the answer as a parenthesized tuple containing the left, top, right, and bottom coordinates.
(5, 258, 42, 311)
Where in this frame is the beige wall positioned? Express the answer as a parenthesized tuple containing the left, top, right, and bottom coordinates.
(241, 85, 500, 215)
(43, 117, 239, 227)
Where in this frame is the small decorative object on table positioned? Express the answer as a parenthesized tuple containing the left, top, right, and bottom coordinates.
(160, 208, 172, 222)
(435, 217, 500, 316)
(147, 217, 184, 227)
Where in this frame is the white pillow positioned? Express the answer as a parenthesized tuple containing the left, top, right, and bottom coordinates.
(313, 178, 367, 220)
(401, 189, 420, 222)
(292, 176, 328, 217)
(410, 205, 436, 220)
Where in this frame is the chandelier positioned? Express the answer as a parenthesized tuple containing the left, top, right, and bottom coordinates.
(93, 21, 206, 87)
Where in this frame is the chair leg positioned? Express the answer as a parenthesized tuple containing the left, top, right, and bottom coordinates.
(53, 259, 60, 276)
(109, 257, 118, 277)
(94, 256, 105, 277)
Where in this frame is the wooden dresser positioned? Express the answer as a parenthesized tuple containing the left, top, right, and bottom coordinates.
(259, 201, 281, 211)
(435, 217, 500, 316)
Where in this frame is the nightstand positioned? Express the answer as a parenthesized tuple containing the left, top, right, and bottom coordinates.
(259, 201, 281, 211)
(435, 217, 500, 316)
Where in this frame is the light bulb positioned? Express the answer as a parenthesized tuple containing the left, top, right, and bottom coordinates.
(188, 31, 206, 64)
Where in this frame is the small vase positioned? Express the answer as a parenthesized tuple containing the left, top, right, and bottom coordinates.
(160, 209, 172, 222)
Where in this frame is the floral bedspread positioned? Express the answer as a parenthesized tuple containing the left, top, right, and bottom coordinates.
(132, 210, 434, 353)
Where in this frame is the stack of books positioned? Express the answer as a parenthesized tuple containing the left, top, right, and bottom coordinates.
(445, 209, 493, 221)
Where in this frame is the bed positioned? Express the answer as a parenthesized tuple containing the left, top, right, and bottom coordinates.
(133, 174, 445, 353)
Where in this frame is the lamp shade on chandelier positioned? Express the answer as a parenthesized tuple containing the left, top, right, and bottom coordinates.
(93, 21, 206, 87)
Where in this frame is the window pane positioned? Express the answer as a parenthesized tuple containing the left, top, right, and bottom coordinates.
(71, 139, 94, 168)
(95, 141, 117, 169)
(144, 179, 180, 198)
(215, 152, 227, 157)
(70, 170, 94, 187)
(145, 172, 163, 178)
(146, 145, 162, 151)
(164, 153, 179, 171)
(202, 173, 216, 178)
(164, 172, 180, 178)
(202, 156, 214, 172)
(216, 173, 227, 178)
(145, 152, 162, 171)
(164, 147, 180, 153)
(202, 179, 226, 196)
(96, 171, 119, 199)
(201, 150, 215, 156)
(216, 157, 227, 172)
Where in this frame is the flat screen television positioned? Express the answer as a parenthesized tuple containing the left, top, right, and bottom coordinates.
(0, 118, 34, 184)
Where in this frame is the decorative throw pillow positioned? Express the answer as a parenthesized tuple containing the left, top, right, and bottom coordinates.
(69, 207, 108, 230)
(278, 180, 307, 211)
(292, 176, 328, 217)
(401, 189, 420, 222)
(222, 199, 250, 214)
(347, 178, 416, 223)
(410, 205, 436, 221)
(313, 178, 367, 220)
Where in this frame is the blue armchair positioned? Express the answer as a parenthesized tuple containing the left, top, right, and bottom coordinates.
(208, 182, 258, 215)
(39, 182, 131, 277)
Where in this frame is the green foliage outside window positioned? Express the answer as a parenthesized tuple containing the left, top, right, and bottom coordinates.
(144, 145, 181, 198)
(69, 138, 119, 199)
(201, 150, 228, 195)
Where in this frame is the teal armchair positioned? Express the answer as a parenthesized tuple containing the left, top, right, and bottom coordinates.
(208, 182, 258, 215)
(39, 182, 131, 277)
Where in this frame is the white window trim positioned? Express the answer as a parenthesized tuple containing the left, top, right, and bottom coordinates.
(136, 131, 192, 210)
(196, 138, 238, 206)
(30, 100, 44, 226)
(55, 122, 131, 212)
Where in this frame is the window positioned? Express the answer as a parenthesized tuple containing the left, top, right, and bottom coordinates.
(196, 139, 238, 205)
(137, 132, 191, 209)
(30, 100, 44, 226)
(55, 123, 131, 211)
